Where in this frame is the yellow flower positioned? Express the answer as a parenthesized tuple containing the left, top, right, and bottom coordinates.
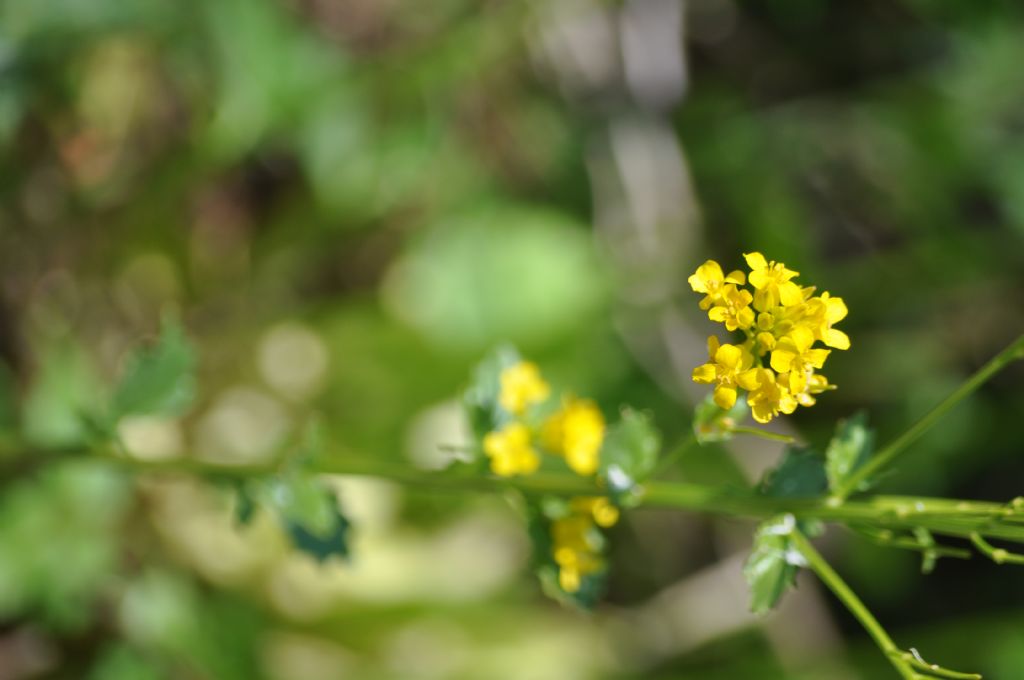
(744, 252, 803, 310)
(746, 368, 798, 424)
(483, 422, 540, 477)
(551, 514, 604, 593)
(707, 284, 755, 331)
(543, 398, 606, 476)
(570, 496, 620, 528)
(792, 372, 834, 407)
(770, 326, 830, 393)
(498, 361, 550, 415)
(691, 336, 760, 410)
(803, 292, 850, 350)
(688, 260, 747, 310)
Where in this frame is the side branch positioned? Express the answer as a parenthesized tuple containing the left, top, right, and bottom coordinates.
(831, 333, 1024, 501)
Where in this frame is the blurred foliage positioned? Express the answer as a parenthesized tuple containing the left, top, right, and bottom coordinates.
(1, 0, 1024, 678)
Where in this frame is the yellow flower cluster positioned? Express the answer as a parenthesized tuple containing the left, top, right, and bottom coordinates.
(551, 497, 619, 592)
(480, 360, 616, 593)
(483, 361, 605, 478)
(688, 252, 849, 423)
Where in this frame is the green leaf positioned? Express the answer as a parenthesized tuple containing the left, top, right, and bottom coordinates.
(228, 427, 352, 561)
(269, 477, 350, 563)
(463, 345, 521, 443)
(283, 491, 351, 563)
(744, 515, 802, 614)
(825, 411, 875, 493)
(23, 341, 103, 448)
(599, 409, 661, 493)
(112, 319, 196, 420)
(759, 446, 828, 498)
(692, 393, 748, 443)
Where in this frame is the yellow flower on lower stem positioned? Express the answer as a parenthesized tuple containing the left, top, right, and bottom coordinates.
(483, 422, 540, 477)
(498, 361, 550, 415)
(570, 496, 620, 528)
(688, 260, 747, 310)
(551, 514, 604, 593)
(691, 336, 760, 410)
(542, 397, 606, 476)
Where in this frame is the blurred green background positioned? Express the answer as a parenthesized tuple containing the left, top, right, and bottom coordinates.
(2, 1, 1024, 678)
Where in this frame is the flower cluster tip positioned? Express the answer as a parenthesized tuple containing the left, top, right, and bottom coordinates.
(689, 252, 849, 423)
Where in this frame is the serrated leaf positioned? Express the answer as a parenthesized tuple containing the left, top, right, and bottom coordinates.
(760, 446, 828, 498)
(269, 477, 350, 563)
(599, 409, 661, 493)
(825, 411, 875, 493)
(744, 515, 801, 614)
(463, 345, 521, 443)
(112, 319, 196, 420)
(692, 393, 748, 443)
(267, 475, 336, 535)
(284, 491, 350, 563)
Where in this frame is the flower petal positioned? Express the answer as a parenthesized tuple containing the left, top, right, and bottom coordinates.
(737, 368, 761, 390)
(751, 401, 774, 423)
(779, 281, 804, 306)
(688, 260, 724, 293)
(713, 385, 737, 410)
(744, 252, 767, 271)
(789, 326, 814, 352)
(706, 335, 720, 357)
(825, 328, 850, 350)
(725, 269, 746, 285)
(748, 270, 768, 290)
(825, 295, 848, 324)
(756, 332, 776, 351)
(708, 306, 728, 322)
(770, 349, 795, 373)
(737, 307, 755, 330)
(715, 343, 743, 370)
(806, 348, 830, 369)
(692, 363, 717, 383)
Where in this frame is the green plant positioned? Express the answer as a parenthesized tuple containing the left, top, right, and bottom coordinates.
(7, 262, 1024, 678)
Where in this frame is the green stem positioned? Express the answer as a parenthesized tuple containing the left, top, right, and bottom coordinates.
(849, 527, 971, 561)
(789, 527, 918, 679)
(900, 651, 982, 679)
(44, 448, 1024, 545)
(650, 432, 697, 478)
(970, 533, 1024, 565)
(831, 333, 1024, 501)
(726, 426, 796, 444)
(15, 442, 1024, 548)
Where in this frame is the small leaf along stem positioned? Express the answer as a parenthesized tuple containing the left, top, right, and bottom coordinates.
(830, 333, 1024, 502)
